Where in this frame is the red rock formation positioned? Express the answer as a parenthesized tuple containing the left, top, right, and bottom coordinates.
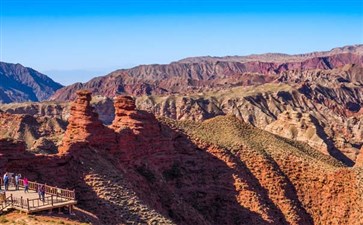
(1, 92, 363, 224)
(58, 90, 115, 154)
(111, 96, 159, 135)
(110, 95, 173, 165)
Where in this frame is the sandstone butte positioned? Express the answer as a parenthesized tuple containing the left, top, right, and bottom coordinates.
(1, 89, 363, 225)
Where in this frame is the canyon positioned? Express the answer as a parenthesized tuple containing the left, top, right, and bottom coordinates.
(1, 90, 362, 224)
(0, 44, 362, 224)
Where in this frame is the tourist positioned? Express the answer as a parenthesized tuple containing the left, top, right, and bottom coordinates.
(3, 173, 9, 191)
(38, 184, 42, 200)
(15, 174, 19, 190)
(40, 184, 45, 202)
(15, 174, 20, 190)
(23, 177, 29, 193)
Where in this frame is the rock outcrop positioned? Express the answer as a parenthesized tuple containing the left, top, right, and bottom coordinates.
(111, 95, 159, 135)
(110, 95, 173, 165)
(265, 111, 329, 154)
(58, 90, 115, 154)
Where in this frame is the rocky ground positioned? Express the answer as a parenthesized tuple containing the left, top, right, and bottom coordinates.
(1, 91, 362, 224)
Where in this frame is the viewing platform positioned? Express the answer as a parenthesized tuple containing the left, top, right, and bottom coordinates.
(0, 177, 76, 214)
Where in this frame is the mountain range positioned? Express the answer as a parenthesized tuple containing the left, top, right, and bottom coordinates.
(0, 44, 362, 224)
(50, 44, 363, 100)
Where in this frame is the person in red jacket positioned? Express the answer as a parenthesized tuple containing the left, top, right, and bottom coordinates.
(23, 177, 29, 193)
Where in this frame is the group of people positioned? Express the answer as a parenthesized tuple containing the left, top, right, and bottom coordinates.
(1, 172, 45, 201)
(2, 172, 22, 191)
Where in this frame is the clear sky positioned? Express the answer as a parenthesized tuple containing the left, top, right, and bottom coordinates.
(0, 0, 362, 85)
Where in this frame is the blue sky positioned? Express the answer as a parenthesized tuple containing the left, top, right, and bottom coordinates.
(1, 0, 362, 85)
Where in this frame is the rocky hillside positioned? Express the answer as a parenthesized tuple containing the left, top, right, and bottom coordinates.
(3, 45, 362, 166)
(1, 91, 362, 225)
(0, 109, 67, 153)
(0, 62, 63, 103)
(45, 45, 363, 166)
(50, 45, 363, 101)
(136, 64, 363, 166)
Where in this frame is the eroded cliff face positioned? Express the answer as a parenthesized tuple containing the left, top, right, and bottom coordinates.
(265, 111, 329, 152)
(0, 110, 66, 153)
(109, 95, 172, 164)
(1, 91, 363, 225)
(58, 90, 116, 154)
(136, 64, 363, 166)
(55, 92, 363, 225)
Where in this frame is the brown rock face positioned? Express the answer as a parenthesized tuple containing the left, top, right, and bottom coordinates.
(265, 111, 329, 154)
(111, 96, 159, 135)
(59, 93, 167, 164)
(58, 90, 115, 154)
(0, 110, 66, 153)
(110, 95, 172, 164)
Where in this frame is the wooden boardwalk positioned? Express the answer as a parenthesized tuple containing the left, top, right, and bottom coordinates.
(0, 177, 77, 214)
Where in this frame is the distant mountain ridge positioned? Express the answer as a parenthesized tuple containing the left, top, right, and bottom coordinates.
(177, 44, 363, 63)
(51, 44, 363, 101)
(0, 62, 63, 103)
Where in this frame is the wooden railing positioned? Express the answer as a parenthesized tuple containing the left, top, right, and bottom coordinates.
(18, 179, 75, 200)
(0, 195, 13, 213)
(0, 176, 75, 200)
(11, 195, 28, 210)
(0, 174, 76, 213)
(9, 194, 70, 211)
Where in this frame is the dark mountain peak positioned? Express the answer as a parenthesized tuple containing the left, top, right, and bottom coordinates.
(0, 61, 63, 103)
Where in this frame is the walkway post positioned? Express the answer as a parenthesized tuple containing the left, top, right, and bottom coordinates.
(51, 195, 54, 206)
(20, 196, 23, 208)
(27, 198, 30, 211)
